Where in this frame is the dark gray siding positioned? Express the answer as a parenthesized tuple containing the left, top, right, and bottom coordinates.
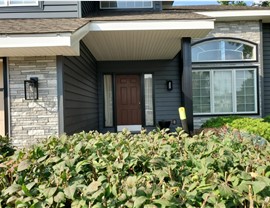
(263, 23, 270, 116)
(81, 1, 98, 17)
(97, 56, 181, 132)
(0, 1, 80, 18)
(62, 41, 98, 135)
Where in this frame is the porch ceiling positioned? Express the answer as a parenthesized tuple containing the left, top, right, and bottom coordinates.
(83, 20, 214, 61)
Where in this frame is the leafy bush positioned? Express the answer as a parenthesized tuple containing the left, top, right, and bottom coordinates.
(0, 129, 270, 208)
(0, 136, 14, 160)
(201, 116, 241, 128)
(229, 117, 270, 141)
(263, 115, 270, 123)
(202, 116, 270, 142)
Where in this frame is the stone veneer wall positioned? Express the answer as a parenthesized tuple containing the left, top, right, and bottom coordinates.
(192, 21, 261, 129)
(9, 56, 58, 147)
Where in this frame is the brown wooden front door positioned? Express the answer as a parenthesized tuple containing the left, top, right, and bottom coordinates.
(116, 75, 141, 125)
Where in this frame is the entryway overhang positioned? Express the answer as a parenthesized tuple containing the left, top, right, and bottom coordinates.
(0, 18, 90, 57)
(82, 19, 215, 61)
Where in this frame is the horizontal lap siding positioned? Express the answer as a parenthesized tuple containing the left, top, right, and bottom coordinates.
(81, 1, 98, 17)
(263, 24, 270, 116)
(154, 57, 181, 125)
(63, 41, 98, 134)
(0, 1, 79, 18)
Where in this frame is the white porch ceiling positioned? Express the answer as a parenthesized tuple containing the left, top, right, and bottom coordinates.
(83, 20, 214, 61)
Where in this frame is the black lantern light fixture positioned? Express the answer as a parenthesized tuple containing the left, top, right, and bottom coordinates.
(167, 80, 173, 91)
(24, 77, 38, 100)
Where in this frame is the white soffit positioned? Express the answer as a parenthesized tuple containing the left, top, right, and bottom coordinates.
(83, 20, 215, 61)
(197, 10, 270, 22)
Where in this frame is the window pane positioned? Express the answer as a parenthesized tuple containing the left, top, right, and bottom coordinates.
(236, 70, 255, 112)
(144, 74, 153, 126)
(192, 39, 255, 62)
(213, 71, 233, 113)
(101, 1, 152, 9)
(104, 75, 113, 127)
(0, 0, 7, 6)
(192, 71, 210, 113)
(9, 0, 37, 5)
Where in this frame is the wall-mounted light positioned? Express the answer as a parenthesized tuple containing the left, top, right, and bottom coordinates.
(24, 77, 38, 100)
(167, 80, 173, 91)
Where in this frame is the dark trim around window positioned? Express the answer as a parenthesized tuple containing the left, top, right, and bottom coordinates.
(192, 65, 259, 117)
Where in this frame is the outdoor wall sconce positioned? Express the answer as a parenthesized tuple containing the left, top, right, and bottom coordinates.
(167, 80, 173, 91)
(24, 77, 39, 100)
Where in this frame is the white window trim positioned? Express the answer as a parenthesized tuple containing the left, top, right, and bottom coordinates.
(193, 68, 258, 115)
(0, 0, 38, 7)
(192, 39, 257, 62)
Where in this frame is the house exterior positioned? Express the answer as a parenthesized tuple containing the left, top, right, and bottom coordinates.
(0, 1, 270, 147)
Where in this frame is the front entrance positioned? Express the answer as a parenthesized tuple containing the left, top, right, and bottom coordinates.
(116, 75, 142, 131)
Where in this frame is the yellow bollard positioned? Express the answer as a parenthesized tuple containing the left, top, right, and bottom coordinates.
(179, 107, 189, 134)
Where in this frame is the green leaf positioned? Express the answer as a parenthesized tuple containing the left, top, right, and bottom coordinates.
(252, 181, 267, 194)
(37, 155, 48, 163)
(126, 176, 137, 187)
(17, 160, 31, 172)
(111, 184, 117, 197)
(54, 191, 65, 203)
(26, 182, 36, 191)
(133, 196, 147, 208)
(153, 199, 172, 207)
(22, 184, 32, 197)
(4, 184, 21, 195)
(218, 184, 233, 198)
(92, 202, 104, 208)
(43, 187, 57, 198)
(6, 196, 17, 204)
(74, 142, 83, 153)
(86, 180, 101, 194)
(75, 160, 90, 174)
(64, 184, 76, 200)
(29, 202, 43, 208)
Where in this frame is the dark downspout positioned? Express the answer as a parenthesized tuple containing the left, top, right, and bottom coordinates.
(180, 37, 194, 134)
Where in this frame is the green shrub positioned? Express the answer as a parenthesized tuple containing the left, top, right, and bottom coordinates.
(202, 116, 270, 142)
(229, 117, 270, 141)
(0, 129, 270, 208)
(201, 116, 241, 128)
(0, 136, 14, 160)
(263, 115, 270, 123)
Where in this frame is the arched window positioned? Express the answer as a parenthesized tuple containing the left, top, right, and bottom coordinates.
(192, 39, 256, 62)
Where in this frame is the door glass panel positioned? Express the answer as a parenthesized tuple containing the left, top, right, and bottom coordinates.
(144, 74, 153, 126)
(104, 75, 113, 127)
(0, 60, 5, 135)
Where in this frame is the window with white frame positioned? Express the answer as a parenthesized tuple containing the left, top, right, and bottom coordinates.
(0, 0, 38, 6)
(192, 38, 258, 115)
(100, 1, 153, 9)
(192, 69, 257, 115)
(192, 39, 256, 62)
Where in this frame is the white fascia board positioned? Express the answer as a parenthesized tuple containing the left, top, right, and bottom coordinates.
(0, 33, 72, 48)
(197, 10, 270, 19)
(89, 20, 215, 31)
(70, 23, 90, 46)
